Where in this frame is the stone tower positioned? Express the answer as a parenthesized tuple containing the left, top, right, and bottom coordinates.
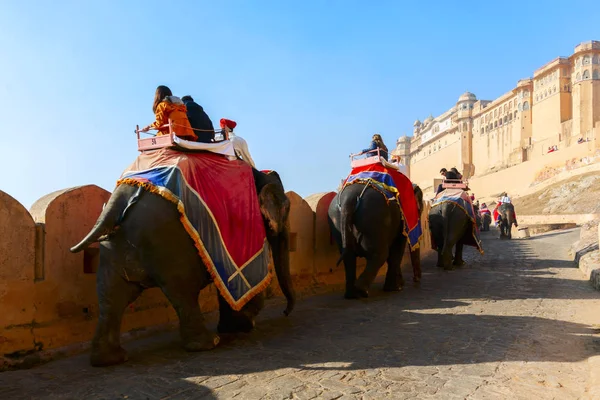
(456, 91, 477, 178)
(395, 135, 412, 177)
(571, 41, 600, 146)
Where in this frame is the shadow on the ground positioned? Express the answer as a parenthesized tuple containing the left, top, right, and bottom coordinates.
(2, 227, 599, 399)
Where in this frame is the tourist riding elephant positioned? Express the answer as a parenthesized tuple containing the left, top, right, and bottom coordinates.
(328, 183, 423, 299)
(70, 169, 295, 367)
(428, 197, 476, 270)
(499, 203, 517, 239)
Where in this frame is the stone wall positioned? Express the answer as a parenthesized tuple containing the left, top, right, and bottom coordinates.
(0, 185, 434, 367)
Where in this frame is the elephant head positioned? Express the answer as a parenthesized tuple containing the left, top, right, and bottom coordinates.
(252, 169, 295, 317)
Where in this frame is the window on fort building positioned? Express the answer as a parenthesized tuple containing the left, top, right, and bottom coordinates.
(576, 72, 581, 81)
(494, 121, 498, 128)
(504, 116, 508, 123)
(583, 70, 590, 79)
(593, 55, 599, 65)
(480, 128, 484, 135)
(514, 111, 518, 118)
(509, 113, 513, 121)
(594, 70, 599, 79)
(553, 86, 557, 93)
(523, 101, 530, 111)
(499, 119, 503, 126)
(583, 55, 591, 65)
(514, 99, 517, 107)
(518, 103, 522, 111)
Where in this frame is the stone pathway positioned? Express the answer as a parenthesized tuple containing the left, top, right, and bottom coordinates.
(2, 228, 600, 399)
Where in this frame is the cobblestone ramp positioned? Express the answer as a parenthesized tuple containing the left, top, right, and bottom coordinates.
(2, 228, 600, 400)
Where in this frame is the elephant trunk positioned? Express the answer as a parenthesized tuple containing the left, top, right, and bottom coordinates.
(336, 194, 357, 266)
(271, 227, 295, 316)
(70, 184, 133, 253)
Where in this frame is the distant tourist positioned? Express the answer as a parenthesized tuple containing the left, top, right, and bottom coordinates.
(140, 85, 197, 141)
(362, 134, 389, 161)
(450, 167, 463, 180)
(181, 95, 215, 143)
(220, 118, 256, 168)
(578, 137, 584, 144)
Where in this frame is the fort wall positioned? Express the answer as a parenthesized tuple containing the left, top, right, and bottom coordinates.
(0, 185, 434, 368)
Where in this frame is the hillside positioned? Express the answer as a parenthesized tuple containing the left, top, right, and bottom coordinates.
(512, 171, 600, 215)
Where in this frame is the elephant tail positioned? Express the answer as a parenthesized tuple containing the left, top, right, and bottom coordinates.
(336, 195, 358, 266)
(70, 184, 135, 253)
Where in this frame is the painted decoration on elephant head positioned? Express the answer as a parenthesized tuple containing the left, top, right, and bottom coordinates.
(118, 148, 272, 311)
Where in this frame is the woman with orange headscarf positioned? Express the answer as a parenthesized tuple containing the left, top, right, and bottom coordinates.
(140, 85, 197, 141)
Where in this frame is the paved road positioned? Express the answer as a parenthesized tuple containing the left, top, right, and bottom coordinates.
(2, 228, 600, 399)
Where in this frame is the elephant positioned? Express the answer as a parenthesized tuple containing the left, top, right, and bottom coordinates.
(328, 183, 423, 299)
(70, 169, 295, 367)
(498, 203, 517, 239)
(481, 213, 492, 231)
(428, 198, 475, 270)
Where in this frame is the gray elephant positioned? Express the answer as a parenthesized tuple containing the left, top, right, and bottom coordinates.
(428, 196, 483, 270)
(70, 169, 295, 367)
(498, 203, 518, 239)
(328, 183, 423, 299)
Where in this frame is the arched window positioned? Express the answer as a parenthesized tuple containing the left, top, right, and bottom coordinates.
(576, 72, 582, 81)
(593, 55, 599, 64)
(583, 70, 590, 79)
(514, 111, 518, 118)
(553, 86, 557, 93)
(509, 113, 513, 121)
(518, 103, 522, 111)
(584, 55, 591, 65)
(499, 119, 503, 126)
(494, 121, 498, 128)
(480, 128, 484, 135)
(504, 116, 508, 123)
(463, 122, 468, 131)
(594, 70, 599, 80)
(523, 101, 530, 111)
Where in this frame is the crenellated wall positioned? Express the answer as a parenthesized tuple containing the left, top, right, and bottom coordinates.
(0, 185, 434, 368)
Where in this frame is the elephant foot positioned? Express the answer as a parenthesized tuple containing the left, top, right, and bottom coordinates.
(218, 317, 255, 334)
(453, 259, 466, 267)
(443, 265, 455, 271)
(345, 287, 369, 299)
(383, 282, 403, 292)
(90, 345, 128, 367)
(413, 276, 421, 283)
(182, 332, 220, 352)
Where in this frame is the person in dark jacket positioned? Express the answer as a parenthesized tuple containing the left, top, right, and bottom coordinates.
(181, 95, 215, 143)
(362, 133, 389, 161)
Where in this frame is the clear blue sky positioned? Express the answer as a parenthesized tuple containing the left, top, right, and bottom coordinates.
(1, 0, 598, 208)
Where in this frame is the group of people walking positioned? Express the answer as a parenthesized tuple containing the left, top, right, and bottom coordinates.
(140, 85, 255, 168)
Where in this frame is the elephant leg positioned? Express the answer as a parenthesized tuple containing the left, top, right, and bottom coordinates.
(342, 251, 360, 299)
(383, 238, 407, 292)
(217, 292, 263, 334)
(355, 252, 387, 297)
(160, 274, 220, 352)
(436, 250, 444, 268)
(410, 247, 422, 283)
(91, 263, 142, 367)
(453, 241, 465, 266)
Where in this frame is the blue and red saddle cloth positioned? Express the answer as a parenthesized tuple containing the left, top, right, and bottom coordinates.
(342, 163, 423, 250)
(431, 189, 484, 254)
(118, 149, 271, 311)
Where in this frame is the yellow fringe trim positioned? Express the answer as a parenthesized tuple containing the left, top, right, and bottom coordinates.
(117, 178, 273, 311)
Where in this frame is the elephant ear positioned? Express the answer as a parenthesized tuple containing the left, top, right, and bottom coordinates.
(258, 183, 290, 234)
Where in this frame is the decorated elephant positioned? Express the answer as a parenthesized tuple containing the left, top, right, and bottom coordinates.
(498, 203, 518, 239)
(481, 213, 492, 231)
(70, 167, 295, 367)
(328, 180, 423, 299)
(428, 191, 483, 270)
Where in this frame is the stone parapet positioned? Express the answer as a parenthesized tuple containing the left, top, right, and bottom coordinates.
(0, 186, 433, 370)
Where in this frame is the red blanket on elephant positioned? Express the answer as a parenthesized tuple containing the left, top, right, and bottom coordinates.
(117, 148, 271, 311)
(342, 162, 422, 250)
(493, 203, 517, 222)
